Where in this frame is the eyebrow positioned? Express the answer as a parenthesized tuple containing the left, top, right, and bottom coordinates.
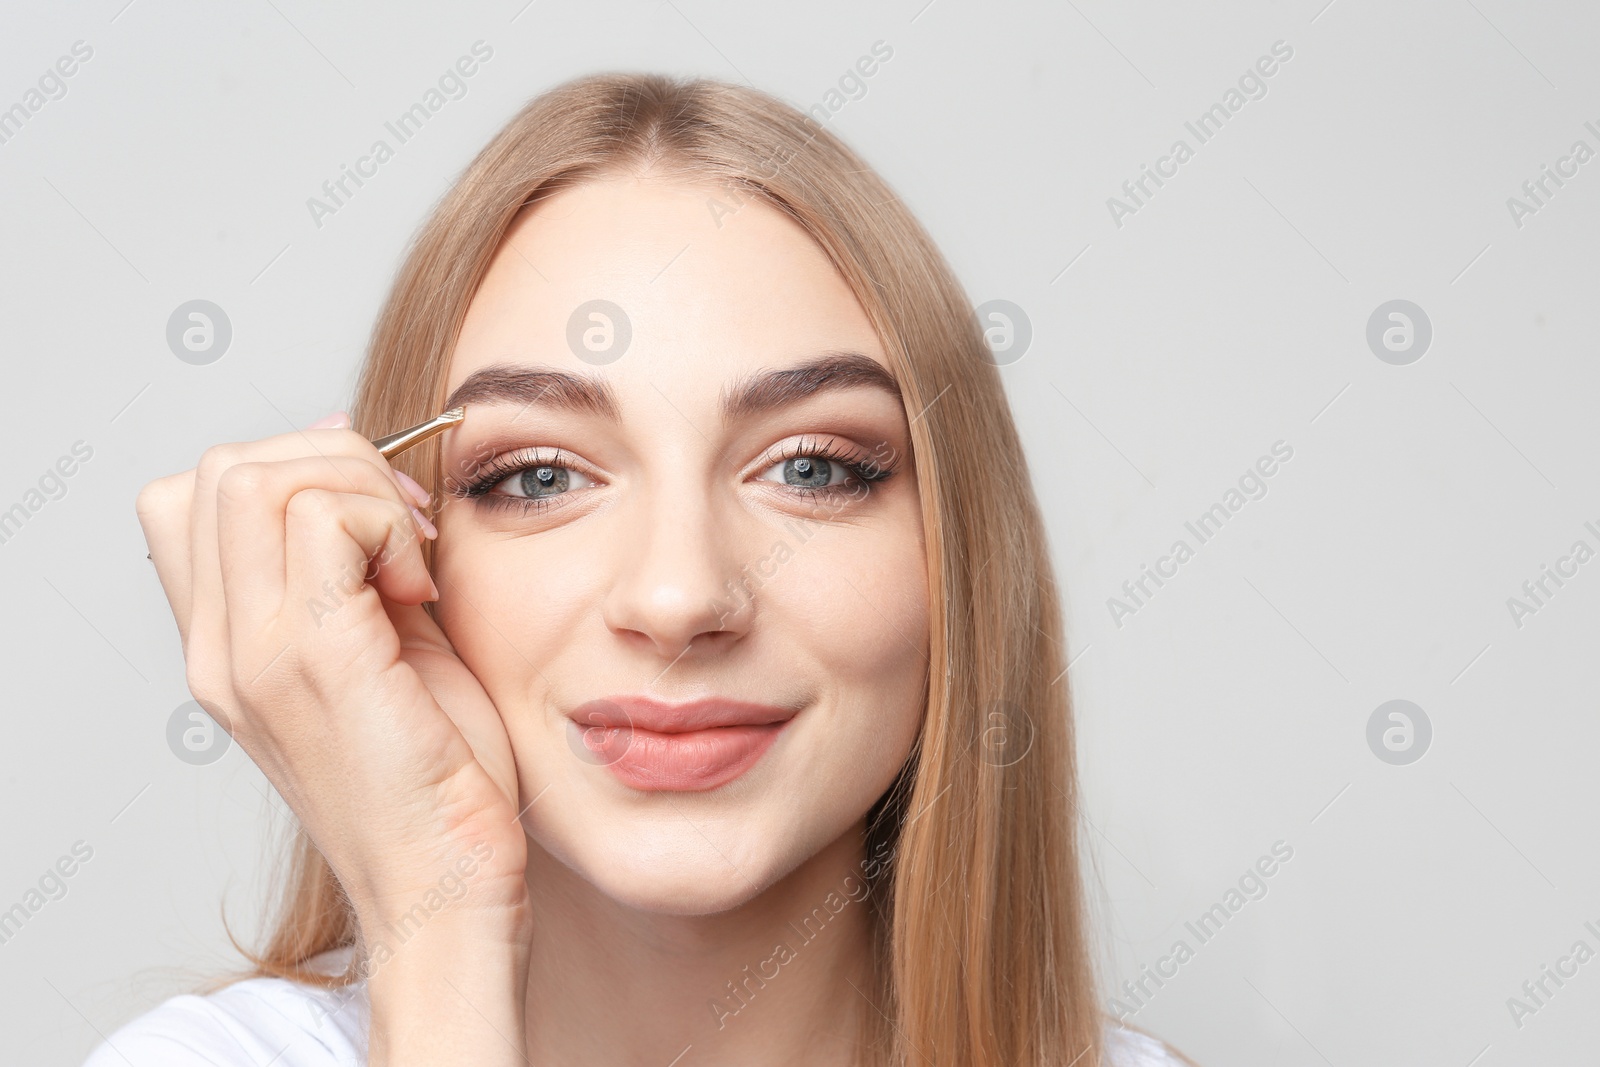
(442, 351, 902, 425)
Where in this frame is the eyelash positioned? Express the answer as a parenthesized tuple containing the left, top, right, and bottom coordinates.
(447, 437, 897, 517)
(768, 435, 898, 495)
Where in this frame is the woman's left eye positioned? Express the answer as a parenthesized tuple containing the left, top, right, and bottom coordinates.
(489, 464, 595, 499)
(755, 454, 854, 490)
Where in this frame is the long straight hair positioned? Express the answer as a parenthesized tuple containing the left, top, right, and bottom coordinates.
(219, 72, 1104, 1067)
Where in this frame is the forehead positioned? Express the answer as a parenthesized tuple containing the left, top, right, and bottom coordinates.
(445, 176, 889, 396)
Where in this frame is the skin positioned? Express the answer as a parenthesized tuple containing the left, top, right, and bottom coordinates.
(136, 173, 930, 1067)
(437, 175, 929, 1063)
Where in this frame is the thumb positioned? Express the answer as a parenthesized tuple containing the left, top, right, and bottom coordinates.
(386, 596, 455, 660)
(383, 598, 519, 805)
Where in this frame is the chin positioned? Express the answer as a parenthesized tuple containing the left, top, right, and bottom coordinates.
(593, 860, 773, 916)
(530, 809, 799, 916)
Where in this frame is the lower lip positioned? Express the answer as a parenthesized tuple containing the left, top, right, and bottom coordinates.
(580, 721, 789, 791)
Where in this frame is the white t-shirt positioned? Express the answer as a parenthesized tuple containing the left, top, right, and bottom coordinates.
(83, 947, 369, 1067)
(81, 947, 1187, 1066)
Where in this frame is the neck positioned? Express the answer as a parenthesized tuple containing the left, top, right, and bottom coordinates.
(522, 822, 882, 1066)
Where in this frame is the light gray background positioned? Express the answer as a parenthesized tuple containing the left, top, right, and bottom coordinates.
(3, 1, 1597, 1063)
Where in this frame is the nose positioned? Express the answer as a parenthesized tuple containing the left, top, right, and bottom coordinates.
(600, 478, 755, 662)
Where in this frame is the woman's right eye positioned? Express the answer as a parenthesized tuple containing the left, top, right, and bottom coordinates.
(489, 464, 596, 500)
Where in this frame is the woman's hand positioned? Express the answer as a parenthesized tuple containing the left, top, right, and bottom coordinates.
(135, 413, 533, 1061)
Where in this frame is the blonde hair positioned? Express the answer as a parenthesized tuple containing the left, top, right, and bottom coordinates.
(217, 72, 1105, 1066)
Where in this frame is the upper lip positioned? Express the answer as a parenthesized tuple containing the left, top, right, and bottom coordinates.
(569, 695, 799, 734)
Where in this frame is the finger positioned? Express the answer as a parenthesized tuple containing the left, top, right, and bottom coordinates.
(135, 470, 197, 642)
(280, 489, 437, 656)
(385, 599, 520, 810)
(214, 455, 430, 638)
(387, 593, 456, 659)
(188, 428, 429, 679)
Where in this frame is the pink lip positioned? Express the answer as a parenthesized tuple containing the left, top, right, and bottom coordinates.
(568, 696, 798, 792)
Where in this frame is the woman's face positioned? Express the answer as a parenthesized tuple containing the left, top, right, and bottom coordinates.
(431, 174, 930, 914)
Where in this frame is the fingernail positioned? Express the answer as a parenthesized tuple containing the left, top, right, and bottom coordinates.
(394, 470, 432, 507)
(427, 575, 441, 601)
(410, 506, 438, 540)
(308, 411, 350, 430)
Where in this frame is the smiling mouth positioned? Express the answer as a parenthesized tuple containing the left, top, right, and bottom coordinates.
(585, 723, 789, 790)
(568, 695, 799, 792)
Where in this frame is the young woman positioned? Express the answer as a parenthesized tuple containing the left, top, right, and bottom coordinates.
(98, 74, 1192, 1067)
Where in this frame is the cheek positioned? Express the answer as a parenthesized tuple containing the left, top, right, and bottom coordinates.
(429, 526, 597, 699)
(762, 511, 931, 759)
(769, 530, 927, 677)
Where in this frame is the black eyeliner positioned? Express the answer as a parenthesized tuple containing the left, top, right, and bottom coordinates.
(447, 436, 898, 515)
